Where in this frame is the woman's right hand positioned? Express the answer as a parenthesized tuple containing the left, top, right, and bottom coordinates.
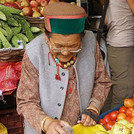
(44, 118, 72, 134)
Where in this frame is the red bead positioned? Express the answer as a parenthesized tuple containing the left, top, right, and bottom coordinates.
(58, 62, 63, 68)
(73, 56, 76, 61)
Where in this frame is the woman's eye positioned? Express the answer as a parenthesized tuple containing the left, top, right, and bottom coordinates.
(55, 44, 63, 48)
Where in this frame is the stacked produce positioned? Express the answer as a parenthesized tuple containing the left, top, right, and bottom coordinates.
(0, 4, 43, 49)
(98, 95, 134, 133)
(0, 0, 57, 17)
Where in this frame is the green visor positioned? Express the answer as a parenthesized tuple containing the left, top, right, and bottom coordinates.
(49, 17, 85, 34)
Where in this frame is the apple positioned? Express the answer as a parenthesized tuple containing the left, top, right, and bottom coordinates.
(6, 0, 15, 3)
(36, 0, 41, 4)
(48, 0, 56, 4)
(21, 0, 30, 8)
(32, 7, 40, 12)
(0, 0, 6, 4)
(15, 1, 23, 9)
(30, 0, 39, 7)
(40, 0, 48, 6)
(32, 11, 41, 17)
(22, 7, 32, 16)
(39, 6, 44, 16)
(4, 2, 20, 9)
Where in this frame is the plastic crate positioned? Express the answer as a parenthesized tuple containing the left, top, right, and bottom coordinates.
(99, 103, 124, 119)
(0, 108, 24, 134)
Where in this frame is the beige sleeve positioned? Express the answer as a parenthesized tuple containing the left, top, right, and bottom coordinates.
(16, 51, 47, 134)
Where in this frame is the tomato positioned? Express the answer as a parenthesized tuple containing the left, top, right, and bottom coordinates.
(99, 119, 106, 126)
(105, 121, 114, 130)
(126, 107, 134, 117)
(117, 113, 127, 121)
(131, 110, 134, 117)
(126, 116, 131, 122)
(130, 117, 134, 124)
(119, 106, 127, 113)
(124, 99, 134, 108)
(103, 114, 111, 123)
(109, 111, 118, 121)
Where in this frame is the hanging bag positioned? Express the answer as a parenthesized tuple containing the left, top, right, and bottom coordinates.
(96, 0, 110, 77)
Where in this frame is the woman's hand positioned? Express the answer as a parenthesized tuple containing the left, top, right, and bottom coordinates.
(77, 114, 97, 126)
(44, 118, 72, 134)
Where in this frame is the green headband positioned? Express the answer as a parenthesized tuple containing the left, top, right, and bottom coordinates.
(45, 13, 86, 34)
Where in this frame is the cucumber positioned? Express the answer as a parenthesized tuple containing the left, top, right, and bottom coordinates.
(11, 35, 19, 48)
(0, 10, 6, 21)
(31, 27, 41, 33)
(0, 27, 8, 36)
(0, 31, 12, 48)
(0, 4, 21, 14)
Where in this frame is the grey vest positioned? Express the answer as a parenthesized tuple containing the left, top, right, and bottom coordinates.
(24, 30, 96, 134)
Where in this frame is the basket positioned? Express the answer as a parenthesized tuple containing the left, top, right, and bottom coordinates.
(0, 108, 24, 134)
(0, 48, 25, 62)
(26, 17, 45, 29)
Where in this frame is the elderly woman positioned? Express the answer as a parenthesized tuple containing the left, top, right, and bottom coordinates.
(17, 2, 111, 134)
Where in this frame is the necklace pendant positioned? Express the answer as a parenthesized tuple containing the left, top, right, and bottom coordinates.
(55, 74, 61, 80)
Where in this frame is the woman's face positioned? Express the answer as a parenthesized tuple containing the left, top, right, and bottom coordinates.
(48, 33, 82, 63)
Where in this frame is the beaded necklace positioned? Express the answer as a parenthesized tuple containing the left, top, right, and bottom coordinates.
(53, 55, 77, 69)
(53, 55, 77, 81)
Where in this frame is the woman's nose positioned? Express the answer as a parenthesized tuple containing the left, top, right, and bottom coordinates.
(61, 49, 71, 55)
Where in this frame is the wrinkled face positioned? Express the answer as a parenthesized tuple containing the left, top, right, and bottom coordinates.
(48, 33, 82, 63)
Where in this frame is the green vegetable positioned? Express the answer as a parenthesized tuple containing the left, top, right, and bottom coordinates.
(31, 27, 41, 33)
(0, 31, 12, 48)
(0, 4, 21, 14)
(11, 35, 19, 48)
(0, 20, 13, 41)
(18, 33, 28, 42)
(0, 27, 8, 36)
(12, 23, 21, 34)
(0, 10, 6, 21)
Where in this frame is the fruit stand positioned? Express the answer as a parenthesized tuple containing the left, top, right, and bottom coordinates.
(0, 3, 44, 133)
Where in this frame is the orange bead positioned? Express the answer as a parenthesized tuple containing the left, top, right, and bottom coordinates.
(73, 56, 76, 61)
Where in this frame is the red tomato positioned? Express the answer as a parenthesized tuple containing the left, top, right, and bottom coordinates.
(105, 121, 114, 130)
(130, 117, 134, 124)
(124, 99, 134, 108)
(103, 114, 111, 123)
(131, 110, 134, 117)
(109, 111, 118, 121)
(126, 107, 134, 117)
(119, 106, 127, 113)
(99, 119, 106, 126)
(117, 113, 127, 121)
(126, 116, 131, 122)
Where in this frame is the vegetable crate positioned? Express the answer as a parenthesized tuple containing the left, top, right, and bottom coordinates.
(0, 108, 24, 134)
(99, 103, 124, 119)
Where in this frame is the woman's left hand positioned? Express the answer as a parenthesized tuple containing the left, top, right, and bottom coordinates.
(77, 114, 97, 126)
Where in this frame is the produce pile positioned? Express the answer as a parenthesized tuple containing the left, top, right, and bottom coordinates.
(0, 0, 58, 17)
(98, 95, 134, 134)
(0, 4, 43, 49)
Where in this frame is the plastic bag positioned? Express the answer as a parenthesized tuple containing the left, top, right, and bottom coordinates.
(0, 123, 8, 134)
(73, 124, 107, 134)
(0, 62, 22, 95)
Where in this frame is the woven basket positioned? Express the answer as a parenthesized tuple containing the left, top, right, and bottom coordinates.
(0, 48, 25, 62)
(26, 17, 45, 29)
